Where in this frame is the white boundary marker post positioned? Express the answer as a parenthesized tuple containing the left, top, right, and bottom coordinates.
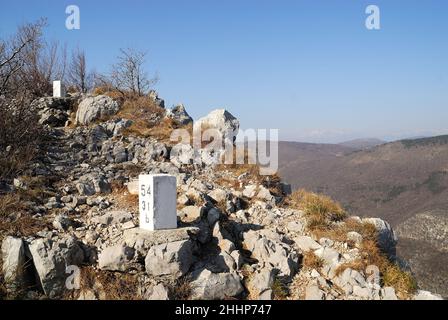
(139, 174, 177, 231)
(53, 80, 65, 98)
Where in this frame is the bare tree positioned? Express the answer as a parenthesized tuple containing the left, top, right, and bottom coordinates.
(20, 39, 67, 97)
(0, 18, 46, 97)
(109, 48, 157, 96)
(68, 48, 91, 93)
(0, 18, 67, 98)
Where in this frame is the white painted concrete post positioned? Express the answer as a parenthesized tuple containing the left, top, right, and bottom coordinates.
(53, 80, 65, 98)
(139, 174, 177, 231)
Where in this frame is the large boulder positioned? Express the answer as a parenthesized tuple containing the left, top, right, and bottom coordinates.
(166, 104, 193, 125)
(1, 236, 26, 291)
(75, 95, 120, 125)
(145, 240, 195, 277)
(191, 268, 243, 300)
(28, 236, 85, 298)
(195, 109, 240, 144)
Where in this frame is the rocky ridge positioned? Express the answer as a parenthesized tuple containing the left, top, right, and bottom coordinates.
(0, 93, 443, 300)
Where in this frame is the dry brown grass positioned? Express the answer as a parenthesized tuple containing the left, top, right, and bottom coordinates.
(214, 176, 242, 190)
(302, 251, 324, 270)
(288, 189, 346, 224)
(0, 190, 51, 238)
(0, 215, 49, 238)
(110, 184, 138, 212)
(334, 261, 366, 276)
(286, 189, 416, 299)
(311, 217, 378, 244)
(216, 148, 262, 185)
(123, 115, 186, 145)
(116, 95, 164, 123)
(77, 266, 141, 300)
(113, 95, 187, 144)
(0, 193, 20, 218)
(0, 147, 36, 181)
(91, 89, 187, 144)
(239, 264, 252, 279)
(334, 239, 417, 299)
(93, 87, 126, 101)
(382, 264, 417, 299)
(168, 276, 193, 300)
(0, 97, 45, 180)
(271, 278, 288, 300)
(0, 175, 54, 238)
(215, 148, 283, 197)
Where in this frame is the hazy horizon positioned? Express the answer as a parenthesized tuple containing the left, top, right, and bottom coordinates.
(1, 0, 447, 143)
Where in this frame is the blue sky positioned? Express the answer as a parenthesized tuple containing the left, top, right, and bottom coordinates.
(1, 0, 447, 143)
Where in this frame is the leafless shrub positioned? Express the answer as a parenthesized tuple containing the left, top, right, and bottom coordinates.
(1, 18, 67, 98)
(0, 20, 51, 180)
(67, 48, 92, 93)
(109, 48, 158, 97)
(0, 97, 44, 180)
(0, 19, 45, 97)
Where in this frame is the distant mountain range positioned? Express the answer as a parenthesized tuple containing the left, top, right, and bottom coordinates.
(277, 135, 448, 297)
(338, 138, 386, 150)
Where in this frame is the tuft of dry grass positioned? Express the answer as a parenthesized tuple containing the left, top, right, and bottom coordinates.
(0, 96, 45, 181)
(93, 87, 126, 101)
(91, 90, 187, 144)
(334, 261, 366, 276)
(77, 267, 141, 300)
(311, 218, 378, 244)
(382, 264, 417, 299)
(0, 148, 36, 181)
(288, 189, 346, 223)
(168, 276, 193, 300)
(0, 193, 20, 218)
(334, 239, 417, 299)
(110, 184, 138, 212)
(0, 175, 55, 237)
(116, 95, 164, 124)
(306, 214, 331, 232)
(239, 264, 252, 279)
(0, 191, 51, 238)
(271, 278, 288, 300)
(286, 189, 416, 299)
(215, 148, 284, 198)
(113, 95, 188, 144)
(302, 251, 324, 270)
(0, 214, 50, 238)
